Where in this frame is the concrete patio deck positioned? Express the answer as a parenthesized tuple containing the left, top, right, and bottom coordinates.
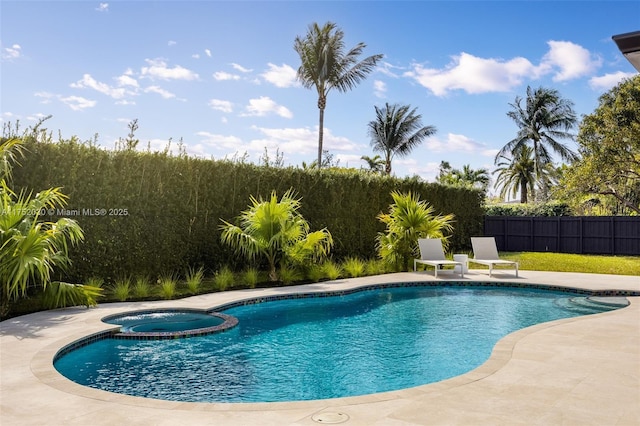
(1, 270, 639, 425)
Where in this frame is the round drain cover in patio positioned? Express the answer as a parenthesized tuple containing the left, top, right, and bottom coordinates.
(311, 412, 350, 424)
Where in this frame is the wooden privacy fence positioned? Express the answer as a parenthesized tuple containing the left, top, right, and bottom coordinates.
(484, 216, 640, 255)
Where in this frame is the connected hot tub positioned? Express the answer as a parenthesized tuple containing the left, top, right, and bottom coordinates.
(102, 309, 238, 339)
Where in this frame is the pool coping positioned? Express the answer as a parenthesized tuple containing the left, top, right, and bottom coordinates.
(2, 270, 639, 425)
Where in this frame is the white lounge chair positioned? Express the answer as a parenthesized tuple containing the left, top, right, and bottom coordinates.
(413, 238, 464, 278)
(470, 237, 518, 277)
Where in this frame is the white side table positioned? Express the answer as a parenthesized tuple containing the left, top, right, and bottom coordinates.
(453, 254, 469, 274)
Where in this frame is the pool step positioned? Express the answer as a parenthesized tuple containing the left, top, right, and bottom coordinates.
(554, 296, 627, 314)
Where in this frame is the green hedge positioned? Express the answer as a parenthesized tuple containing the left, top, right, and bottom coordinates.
(485, 202, 573, 217)
(12, 139, 484, 283)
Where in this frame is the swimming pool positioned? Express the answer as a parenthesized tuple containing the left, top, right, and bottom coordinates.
(54, 285, 628, 403)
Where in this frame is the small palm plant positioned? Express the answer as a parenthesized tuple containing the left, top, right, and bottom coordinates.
(1, 138, 92, 317)
(220, 189, 333, 282)
(377, 191, 454, 271)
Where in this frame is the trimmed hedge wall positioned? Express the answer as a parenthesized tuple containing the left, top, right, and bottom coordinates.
(12, 140, 484, 283)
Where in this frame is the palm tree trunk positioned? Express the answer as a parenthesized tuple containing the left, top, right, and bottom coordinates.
(317, 96, 326, 168)
(520, 180, 528, 203)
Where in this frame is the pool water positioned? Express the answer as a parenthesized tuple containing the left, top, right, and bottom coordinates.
(104, 311, 225, 333)
(54, 286, 626, 403)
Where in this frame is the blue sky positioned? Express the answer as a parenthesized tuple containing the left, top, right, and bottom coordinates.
(2, 1, 639, 186)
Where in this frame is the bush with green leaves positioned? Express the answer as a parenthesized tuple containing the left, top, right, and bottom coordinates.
(42, 282, 102, 309)
(10, 136, 484, 284)
(111, 278, 131, 302)
(185, 266, 204, 294)
(158, 274, 178, 299)
(364, 258, 387, 276)
(214, 266, 235, 291)
(0, 138, 92, 318)
(279, 265, 303, 285)
(305, 264, 324, 282)
(133, 276, 152, 298)
(376, 191, 454, 271)
(322, 260, 342, 280)
(221, 189, 333, 281)
(342, 257, 365, 278)
(242, 267, 260, 288)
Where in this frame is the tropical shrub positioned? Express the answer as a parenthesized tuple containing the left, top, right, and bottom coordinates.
(133, 276, 152, 298)
(342, 257, 365, 277)
(278, 265, 303, 285)
(0, 138, 95, 317)
(10, 136, 484, 283)
(213, 266, 235, 291)
(220, 189, 333, 281)
(185, 266, 204, 294)
(111, 278, 131, 302)
(158, 274, 177, 299)
(322, 259, 342, 280)
(305, 264, 324, 282)
(42, 282, 102, 309)
(376, 191, 454, 271)
(242, 267, 260, 288)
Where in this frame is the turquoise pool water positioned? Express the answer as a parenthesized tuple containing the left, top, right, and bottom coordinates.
(104, 311, 225, 333)
(54, 286, 626, 403)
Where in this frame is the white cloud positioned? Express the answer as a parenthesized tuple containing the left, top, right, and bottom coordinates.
(405, 53, 539, 96)
(404, 40, 600, 97)
(377, 61, 404, 78)
(208, 98, 233, 113)
(425, 133, 492, 155)
(373, 80, 386, 98)
(588, 71, 636, 91)
(96, 3, 109, 12)
(34, 92, 55, 104)
(144, 85, 175, 99)
(168, 40, 177, 47)
(250, 125, 360, 154)
(61, 95, 96, 111)
(192, 54, 200, 59)
(231, 63, 252, 73)
(116, 74, 139, 88)
(2, 44, 22, 60)
(244, 96, 292, 118)
(213, 71, 240, 81)
(196, 131, 244, 150)
(397, 158, 441, 181)
(141, 58, 199, 81)
(261, 63, 298, 88)
(70, 74, 129, 99)
(205, 49, 212, 58)
(542, 41, 601, 82)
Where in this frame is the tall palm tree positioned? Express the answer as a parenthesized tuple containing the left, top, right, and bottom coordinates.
(294, 22, 383, 168)
(453, 164, 490, 191)
(360, 154, 385, 174)
(368, 103, 436, 175)
(493, 146, 537, 203)
(496, 86, 578, 180)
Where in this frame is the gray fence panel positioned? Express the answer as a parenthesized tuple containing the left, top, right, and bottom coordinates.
(483, 216, 640, 255)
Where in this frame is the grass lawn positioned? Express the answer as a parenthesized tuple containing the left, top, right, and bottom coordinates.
(485, 252, 640, 276)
